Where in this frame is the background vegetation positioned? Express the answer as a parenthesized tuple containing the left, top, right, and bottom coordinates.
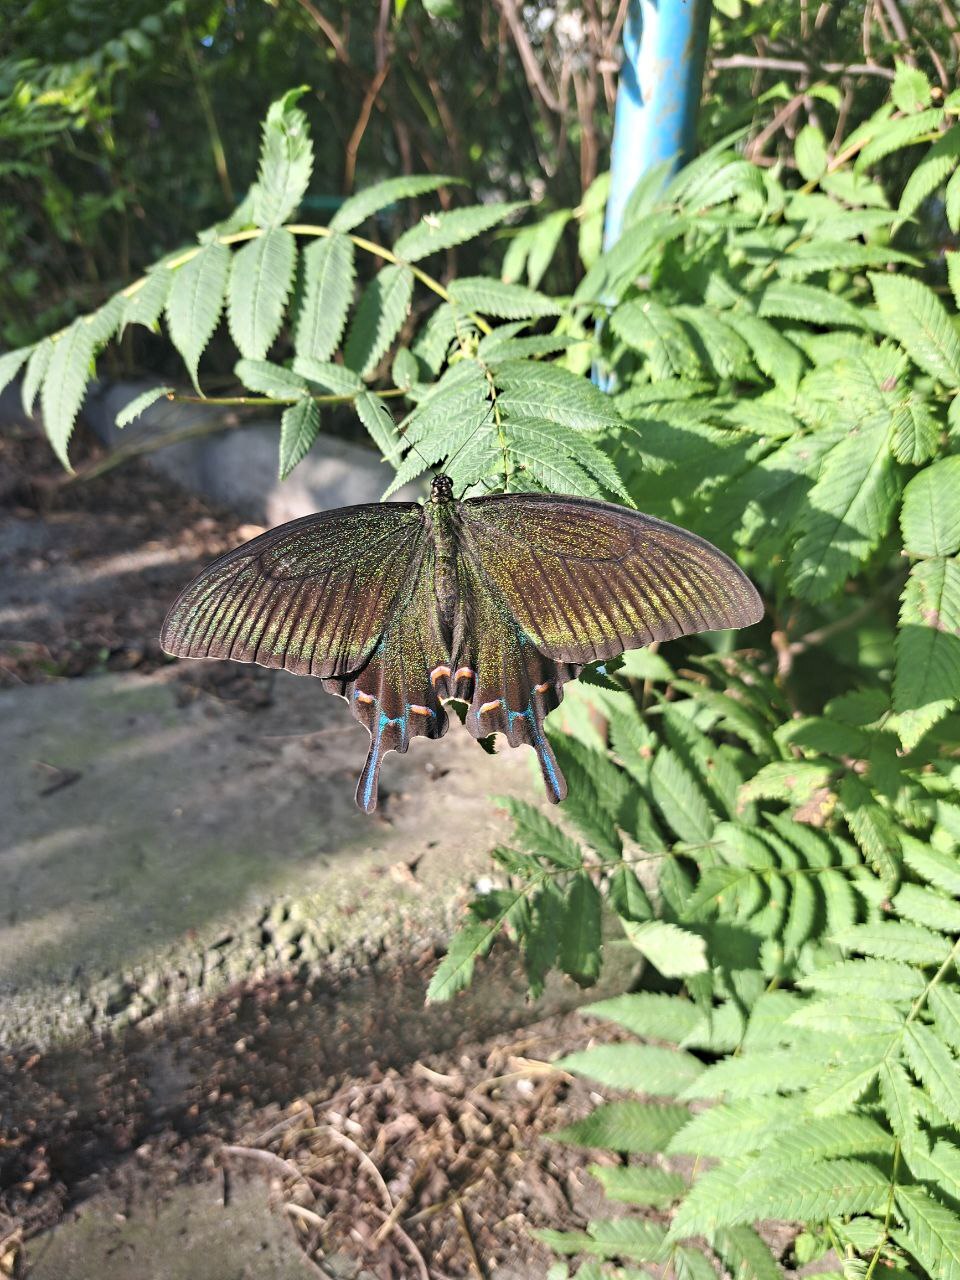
(3, 3, 960, 1278)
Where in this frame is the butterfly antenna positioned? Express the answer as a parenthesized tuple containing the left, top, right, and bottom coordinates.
(443, 398, 497, 480)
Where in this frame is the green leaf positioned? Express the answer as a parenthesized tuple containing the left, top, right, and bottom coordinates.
(426, 919, 499, 1003)
(799, 959, 925, 1002)
(589, 1164, 686, 1208)
(859, 108, 944, 167)
(278, 397, 320, 480)
(789, 422, 902, 602)
(498, 797, 583, 869)
(931, 986, 960, 1052)
(582, 992, 706, 1044)
(891, 397, 941, 465)
(342, 263, 413, 375)
(494, 360, 622, 431)
(165, 241, 231, 393)
(525, 209, 571, 288)
(839, 774, 902, 888)
(40, 318, 96, 469)
(894, 883, 960, 934)
(330, 174, 457, 233)
(894, 1185, 960, 1280)
(909, 1139, 960, 1202)
(582, 1218, 669, 1263)
(122, 269, 171, 333)
(622, 919, 709, 978)
(293, 358, 363, 395)
(556, 1042, 703, 1094)
(725, 312, 805, 391)
(795, 124, 828, 182)
(711, 1227, 782, 1280)
(235, 359, 308, 397)
(394, 201, 523, 263)
(905, 1023, 960, 1127)
(758, 280, 867, 330)
(294, 234, 355, 362)
(0, 345, 32, 397)
(551, 1101, 689, 1154)
(21, 339, 52, 415)
(871, 273, 960, 388)
(832, 922, 951, 965)
(227, 227, 296, 361)
(253, 88, 313, 227)
(892, 61, 934, 113)
(504, 418, 629, 501)
(739, 761, 833, 805)
(115, 385, 173, 428)
(612, 299, 702, 380)
(355, 392, 401, 465)
(901, 459, 960, 557)
(669, 1096, 801, 1158)
(650, 747, 716, 843)
(880, 1059, 921, 1143)
(893, 559, 960, 746)
(899, 126, 960, 224)
(448, 276, 561, 319)
(559, 871, 602, 986)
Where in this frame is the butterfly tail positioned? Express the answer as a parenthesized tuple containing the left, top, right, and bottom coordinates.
(534, 733, 567, 804)
(357, 721, 388, 814)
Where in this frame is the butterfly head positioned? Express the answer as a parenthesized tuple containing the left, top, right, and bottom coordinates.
(430, 474, 454, 505)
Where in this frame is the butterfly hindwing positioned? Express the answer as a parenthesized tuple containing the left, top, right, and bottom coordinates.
(459, 493, 763, 665)
(450, 547, 579, 803)
(160, 503, 423, 678)
(323, 537, 451, 813)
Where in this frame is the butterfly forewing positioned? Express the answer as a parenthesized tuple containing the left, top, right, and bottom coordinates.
(459, 493, 763, 665)
(160, 503, 423, 678)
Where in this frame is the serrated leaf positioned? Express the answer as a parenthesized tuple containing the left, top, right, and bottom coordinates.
(650, 747, 716, 843)
(122, 269, 171, 333)
(894, 883, 960, 933)
(622, 919, 708, 978)
(832, 922, 951, 965)
(40, 319, 96, 469)
(712, 1227, 782, 1280)
(908, 1139, 960, 1203)
(799, 958, 925, 1002)
(227, 227, 296, 361)
(21, 339, 52, 415)
(859, 108, 944, 168)
(551, 1101, 689, 1153)
(872, 273, 960, 388)
(899, 127, 960, 224)
(789, 422, 902, 602)
(725, 311, 805, 391)
(278, 397, 320, 480)
(738, 761, 833, 805)
(497, 797, 582, 868)
(582, 992, 705, 1044)
(893, 62, 934, 113)
(931, 987, 960, 1053)
(394, 201, 523, 263)
(342, 263, 413, 375)
(253, 87, 313, 227)
(881, 1059, 921, 1143)
(525, 208, 571, 288)
(115, 384, 173, 428)
(556, 1042, 703, 1094)
(891, 397, 941, 465)
(589, 1164, 686, 1208)
(894, 559, 960, 746)
(354, 391, 401, 464)
(294, 234, 355, 362)
(426, 918, 500, 1003)
(758, 280, 867, 330)
(901, 459, 960, 557)
(612, 299, 702, 380)
(839, 774, 902, 888)
(449, 276, 561, 319)
(894, 1184, 960, 1280)
(166, 241, 231, 392)
(494, 359, 622, 431)
(795, 124, 828, 182)
(905, 1023, 960, 1127)
(235, 358, 308, 397)
(559, 871, 602, 986)
(504, 418, 629, 501)
(0, 345, 31, 397)
(330, 174, 457, 233)
(293, 358, 363, 394)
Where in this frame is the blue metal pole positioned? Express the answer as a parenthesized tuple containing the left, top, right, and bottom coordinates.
(603, 0, 714, 252)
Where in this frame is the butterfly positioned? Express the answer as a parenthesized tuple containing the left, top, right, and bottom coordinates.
(161, 474, 762, 812)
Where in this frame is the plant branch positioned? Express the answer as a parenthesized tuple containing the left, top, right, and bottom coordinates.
(712, 54, 896, 80)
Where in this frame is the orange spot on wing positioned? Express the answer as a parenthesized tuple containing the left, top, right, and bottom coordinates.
(454, 666, 475, 681)
(534, 682, 551, 693)
(479, 699, 502, 715)
(409, 704, 432, 717)
(356, 691, 375, 704)
(430, 665, 452, 687)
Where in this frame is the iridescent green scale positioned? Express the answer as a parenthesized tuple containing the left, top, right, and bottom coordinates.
(161, 475, 763, 812)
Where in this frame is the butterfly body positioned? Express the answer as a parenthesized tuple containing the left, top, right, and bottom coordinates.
(161, 476, 762, 812)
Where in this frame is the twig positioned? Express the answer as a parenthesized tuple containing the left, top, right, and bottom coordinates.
(344, 60, 392, 193)
(368, 1206, 430, 1280)
(878, 0, 917, 62)
(295, 0, 349, 64)
(319, 1126, 393, 1214)
(454, 1202, 486, 1279)
(712, 53, 896, 80)
(493, 0, 562, 113)
(745, 91, 807, 161)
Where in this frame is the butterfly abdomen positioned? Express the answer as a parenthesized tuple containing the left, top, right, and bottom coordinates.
(426, 498, 460, 630)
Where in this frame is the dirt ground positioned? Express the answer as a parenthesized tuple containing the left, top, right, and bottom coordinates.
(0, 419, 630, 1279)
